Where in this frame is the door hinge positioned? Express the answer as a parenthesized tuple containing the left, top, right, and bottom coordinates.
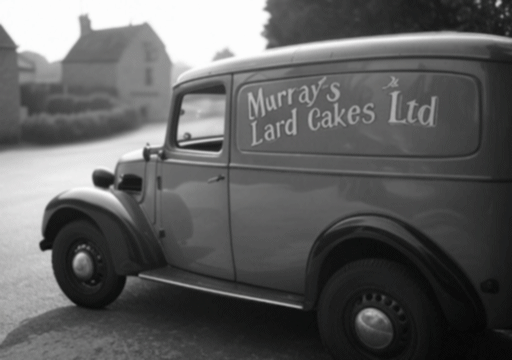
(157, 176, 162, 190)
(158, 229, 166, 238)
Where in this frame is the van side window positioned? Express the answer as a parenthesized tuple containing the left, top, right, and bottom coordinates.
(237, 73, 479, 157)
(176, 85, 226, 152)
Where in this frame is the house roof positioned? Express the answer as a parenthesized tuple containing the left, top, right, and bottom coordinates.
(0, 25, 16, 49)
(63, 23, 147, 63)
(17, 53, 36, 71)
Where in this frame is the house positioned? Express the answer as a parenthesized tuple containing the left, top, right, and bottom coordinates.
(0, 25, 20, 143)
(17, 53, 36, 84)
(62, 15, 172, 122)
(18, 51, 62, 84)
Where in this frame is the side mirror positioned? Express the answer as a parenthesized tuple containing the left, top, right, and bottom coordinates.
(143, 143, 163, 162)
(143, 144, 151, 162)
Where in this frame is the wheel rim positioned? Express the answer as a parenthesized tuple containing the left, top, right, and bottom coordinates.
(354, 307, 394, 349)
(72, 251, 94, 280)
(67, 240, 107, 293)
(349, 291, 411, 356)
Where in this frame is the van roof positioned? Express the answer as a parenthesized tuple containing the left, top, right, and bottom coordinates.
(177, 32, 512, 85)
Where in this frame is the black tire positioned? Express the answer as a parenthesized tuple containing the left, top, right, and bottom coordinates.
(52, 220, 126, 308)
(317, 259, 443, 360)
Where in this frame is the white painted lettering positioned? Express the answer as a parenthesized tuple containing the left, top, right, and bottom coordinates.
(309, 77, 327, 107)
(287, 87, 296, 105)
(250, 121, 263, 146)
(246, 75, 440, 150)
(388, 90, 407, 124)
(333, 103, 347, 127)
(275, 120, 285, 138)
(362, 103, 376, 124)
(285, 108, 298, 135)
(298, 85, 311, 105)
(264, 124, 276, 142)
(406, 100, 418, 123)
(321, 110, 333, 128)
(265, 95, 278, 112)
(417, 96, 438, 127)
(248, 88, 266, 120)
(308, 108, 322, 131)
(347, 105, 361, 125)
(277, 91, 287, 108)
(327, 82, 340, 102)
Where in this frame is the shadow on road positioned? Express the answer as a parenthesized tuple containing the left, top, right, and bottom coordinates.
(0, 280, 328, 360)
(1, 279, 511, 359)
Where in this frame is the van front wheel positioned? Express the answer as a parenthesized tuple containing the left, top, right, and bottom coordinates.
(52, 220, 126, 308)
(317, 259, 442, 360)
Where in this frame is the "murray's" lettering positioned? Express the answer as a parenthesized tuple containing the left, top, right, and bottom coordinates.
(248, 77, 327, 120)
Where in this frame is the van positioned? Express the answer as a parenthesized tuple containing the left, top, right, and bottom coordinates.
(40, 32, 512, 359)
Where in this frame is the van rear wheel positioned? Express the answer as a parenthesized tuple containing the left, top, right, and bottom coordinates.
(52, 220, 126, 308)
(317, 259, 442, 360)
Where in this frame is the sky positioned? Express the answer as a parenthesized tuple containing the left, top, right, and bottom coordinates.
(0, 0, 269, 67)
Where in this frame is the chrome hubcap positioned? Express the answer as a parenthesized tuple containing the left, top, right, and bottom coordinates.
(354, 307, 394, 350)
(72, 251, 94, 280)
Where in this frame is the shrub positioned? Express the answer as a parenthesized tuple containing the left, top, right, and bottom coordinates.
(88, 93, 115, 111)
(44, 93, 116, 114)
(20, 83, 66, 115)
(45, 95, 74, 114)
(20, 85, 49, 115)
(21, 106, 142, 144)
(67, 85, 117, 98)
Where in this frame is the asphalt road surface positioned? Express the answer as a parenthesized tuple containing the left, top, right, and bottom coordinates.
(1, 124, 512, 359)
(0, 124, 167, 341)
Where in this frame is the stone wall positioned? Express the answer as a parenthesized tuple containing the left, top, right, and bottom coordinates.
(0, 49, 20, 143)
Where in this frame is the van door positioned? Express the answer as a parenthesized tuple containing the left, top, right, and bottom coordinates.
(158, 76, 234, 280)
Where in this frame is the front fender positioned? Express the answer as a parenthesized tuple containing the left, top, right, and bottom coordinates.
(304, 215, 486, 330)
(40, 187, 166, 275)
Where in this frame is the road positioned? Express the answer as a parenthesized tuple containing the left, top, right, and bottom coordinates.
(0, 124, 167, 341)
(1, 124, 512, 359)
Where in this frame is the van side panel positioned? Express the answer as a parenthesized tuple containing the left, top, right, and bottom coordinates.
(230, 59, 512, 328)
(230, 171, 512, 325)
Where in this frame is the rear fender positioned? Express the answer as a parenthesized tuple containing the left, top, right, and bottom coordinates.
(41, 187, 166, 275)
(304, 215, 486, 331)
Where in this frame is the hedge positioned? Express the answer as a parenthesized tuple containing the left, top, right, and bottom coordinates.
(45, 93, 115, 114)
(21, 106, 142, 144)
(20, 84, 117, 115)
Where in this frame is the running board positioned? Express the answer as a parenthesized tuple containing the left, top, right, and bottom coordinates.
(139, 267, 304, 310)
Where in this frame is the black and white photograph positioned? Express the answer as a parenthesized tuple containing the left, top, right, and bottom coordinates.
(2, 1, 512, 359)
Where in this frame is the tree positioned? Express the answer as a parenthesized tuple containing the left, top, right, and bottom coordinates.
(454, 0, 512, 35)
(212, 48, 235, 61)
(263, 0, 512, 48)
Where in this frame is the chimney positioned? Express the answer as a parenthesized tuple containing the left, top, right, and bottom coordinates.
(79, 14, 92, 36)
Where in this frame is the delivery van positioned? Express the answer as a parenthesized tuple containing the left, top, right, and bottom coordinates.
(40, 32, 512, 359)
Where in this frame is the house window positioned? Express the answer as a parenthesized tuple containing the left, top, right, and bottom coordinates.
(145, 68, 153, 86)
(143, 42, 158, 62)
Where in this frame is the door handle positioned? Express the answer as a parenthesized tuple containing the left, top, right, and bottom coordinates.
(207, 174, 225, 183)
